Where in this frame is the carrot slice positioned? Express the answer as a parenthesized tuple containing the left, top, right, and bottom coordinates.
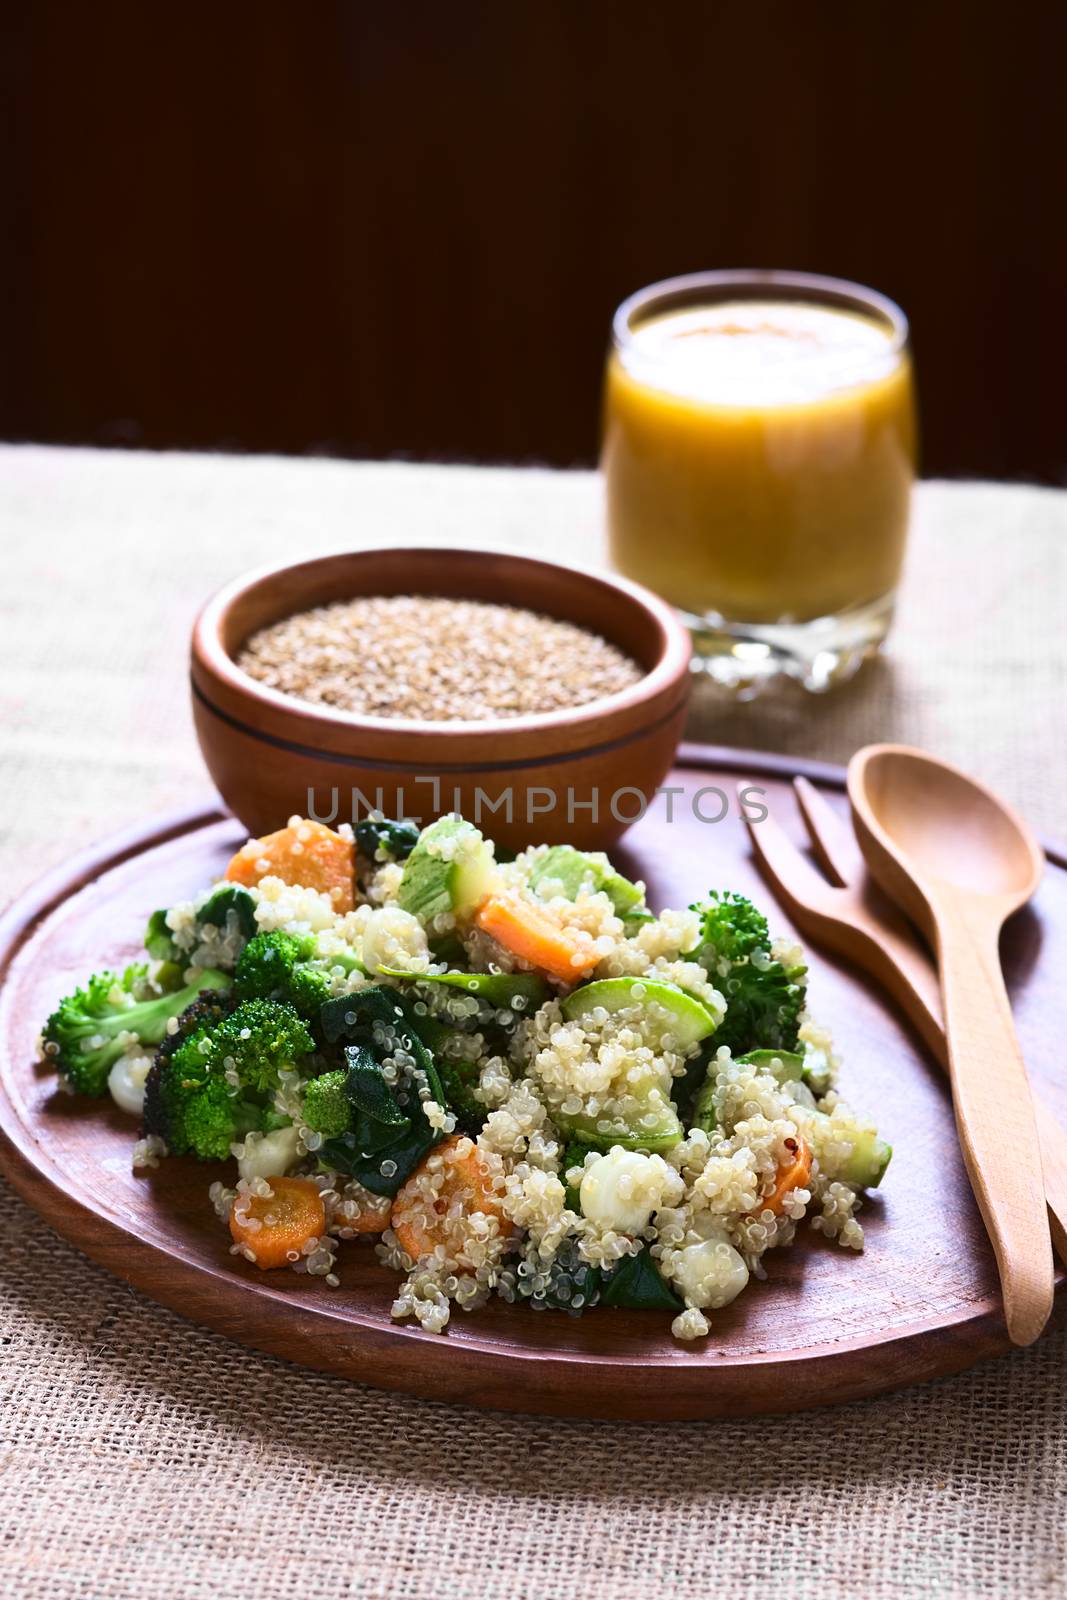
(229, 1175, 327, 1269)
(392, 1135, 512, 1263)
(334, 1193, 393, 1236)
(225, 817, 355, 912)
(474, 892, 598, 985)
(764, 1135, 813, 1216)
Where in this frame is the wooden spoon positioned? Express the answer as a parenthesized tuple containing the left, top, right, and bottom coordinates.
(848, 744, 1054, 1347)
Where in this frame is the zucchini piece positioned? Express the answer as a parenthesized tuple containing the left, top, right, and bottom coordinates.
(397, 817, 498, 923)
(808, 1113, 892, 1188)
(530, 845, 647, 919)
(378, 965, 549, 1011)
(737, 1047, 806, 1083)
(740, 1045, 831, 1098)
(843, 1126, 892, 1188)
(557, 979, 710, 1154)
(801, 1042, 834, 1098)
(561, 977, 717, 1048)
(557, 1101, 682, 1155)
(692, 1047, 812, 1134)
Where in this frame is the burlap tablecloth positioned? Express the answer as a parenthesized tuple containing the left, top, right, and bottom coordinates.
(2, 445, 1065, 1600)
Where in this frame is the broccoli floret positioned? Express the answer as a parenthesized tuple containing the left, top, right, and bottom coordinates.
(234, 929, 363, 1022)
(301, 1069, 351, 1138)
(210, 997, 316, 1094)
(142, 996, 314, 1160)
(690, 891, 807, 1056)
(43, 967, 234, 1098)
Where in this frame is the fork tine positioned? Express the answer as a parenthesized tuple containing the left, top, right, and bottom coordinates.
(739, 788, 844, 911)
(793, 776, 866, 888)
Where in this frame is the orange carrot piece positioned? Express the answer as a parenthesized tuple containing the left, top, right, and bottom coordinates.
(392, 1135, 512, 1263)
(229, 1175, 326, 1269)
(225, 818, 355, 912)
(474, 892, 598, 985)
(764, 1135, 813, 1216)
(334, 1193, 393, 1236)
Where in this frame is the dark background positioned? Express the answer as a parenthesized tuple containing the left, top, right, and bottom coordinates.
(5, 2, 1065, 479)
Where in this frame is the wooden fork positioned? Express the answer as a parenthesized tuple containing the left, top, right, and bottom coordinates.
(741, 777, 1067, 1265)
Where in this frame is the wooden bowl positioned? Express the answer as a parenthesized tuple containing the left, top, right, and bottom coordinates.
(190, 546, 692, 849)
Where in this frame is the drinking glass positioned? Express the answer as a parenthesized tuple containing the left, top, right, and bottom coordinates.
(602, 270, 918, 691)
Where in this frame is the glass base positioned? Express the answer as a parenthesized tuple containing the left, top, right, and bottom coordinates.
(682, 592, 895, 697)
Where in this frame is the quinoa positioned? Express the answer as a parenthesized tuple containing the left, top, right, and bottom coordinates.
(235, 595, 643, 721)
(70, 805, 888, 1345)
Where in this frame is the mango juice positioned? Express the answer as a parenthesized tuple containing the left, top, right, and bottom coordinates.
(603, 293, 917, 624)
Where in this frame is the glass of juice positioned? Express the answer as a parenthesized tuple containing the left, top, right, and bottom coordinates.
(602, 270, 917, 691)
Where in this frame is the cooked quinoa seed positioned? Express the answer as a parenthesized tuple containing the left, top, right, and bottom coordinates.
(236, 595, 643, 720)
(53, 806, 888, 1347)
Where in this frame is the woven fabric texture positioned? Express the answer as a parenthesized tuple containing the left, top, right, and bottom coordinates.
(1, 445, 1066, 1600)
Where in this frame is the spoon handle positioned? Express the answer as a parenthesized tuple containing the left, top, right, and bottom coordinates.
(933, 893, 1054, 1346)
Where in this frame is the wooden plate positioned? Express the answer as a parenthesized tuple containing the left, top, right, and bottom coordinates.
(1, 748, 1064, 1420)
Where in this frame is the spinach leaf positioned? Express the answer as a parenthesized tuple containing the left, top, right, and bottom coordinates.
(435, 1058, 484, 1138)
(673, 1038, 716, 1129)
(317, 987, 450, 1194)
(354, 817, 421, 862)
(599, 1245, 684, 1312)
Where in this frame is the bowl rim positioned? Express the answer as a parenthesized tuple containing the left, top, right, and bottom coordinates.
(192, 543, 693, 741)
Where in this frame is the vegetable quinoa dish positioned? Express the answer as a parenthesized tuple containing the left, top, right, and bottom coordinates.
(39, 813, 891, 1342)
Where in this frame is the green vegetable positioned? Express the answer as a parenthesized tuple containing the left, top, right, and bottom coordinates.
(317, 987, 450, 1195)
(600, 1245, 684, 1312)
(144, 909, 180, 962)
(234, 929, 364, 1022)
(300, 1069, 351, 1138)
(560, 1138, 597, 1210)
(692, 1048, 810, 1134)
(435, 1058, 484, 1138)
(673, 1039, 716, 1127)
(529, 845, 648, 922)
(556, 977, 694, 1148)
(144, 886, 257, 966)
(428, 932, 467, 966)
(354, 816, 421, 862)
(43, 966, 234, 1098)
(808, 1113, 892, 1188)
(396, 817, 497, 923)
(561, 977, 718, 1048)
(556, 1101, 682, 1155)
(515, 1238, 601, 1312)
(801, 1042, 833, 1098)
(198, 884, 257, 938)
(142, 995, 313, 1159)
(690, 891, 807, 1056)
(378, 965, 549, 1013)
